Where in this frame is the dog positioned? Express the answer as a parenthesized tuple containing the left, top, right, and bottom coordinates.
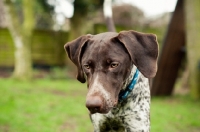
(64, 30, 158, 132)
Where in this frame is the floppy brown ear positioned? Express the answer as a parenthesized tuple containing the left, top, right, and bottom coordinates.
(64, 34, 92, 83)
(114, 30, 159, 78)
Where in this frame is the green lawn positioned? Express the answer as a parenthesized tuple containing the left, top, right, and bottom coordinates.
(0, 78, 200, 132)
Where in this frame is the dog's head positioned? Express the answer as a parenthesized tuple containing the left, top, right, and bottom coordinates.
(64, 30, 158, 114)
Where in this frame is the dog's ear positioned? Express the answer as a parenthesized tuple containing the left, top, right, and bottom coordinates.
(114, 30, 159, 78)
(64, 34, 92, 83)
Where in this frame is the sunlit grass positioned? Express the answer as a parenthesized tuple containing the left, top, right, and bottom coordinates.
(0, 78, 200, 132)
(0, 79, 92, 132)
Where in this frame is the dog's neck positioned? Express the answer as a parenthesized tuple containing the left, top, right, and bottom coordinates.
(122, 65, 138, 90)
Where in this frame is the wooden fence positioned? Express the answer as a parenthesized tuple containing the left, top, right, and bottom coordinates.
(0, 25, 164, 68)
(0, 28, 68, 67)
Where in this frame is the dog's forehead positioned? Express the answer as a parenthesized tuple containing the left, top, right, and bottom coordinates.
(82, 32, 129, 62)
(87, 32, 123, 54)
(91, 32, 118, 42)
(87, 32, 119, 50)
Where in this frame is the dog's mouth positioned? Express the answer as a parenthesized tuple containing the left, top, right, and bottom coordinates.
(88, 105, 115, 114)
(89, 107, 110, 114)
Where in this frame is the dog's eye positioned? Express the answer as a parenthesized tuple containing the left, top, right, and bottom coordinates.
(84, 64, 90, 69)
(110, 62, 119, 68)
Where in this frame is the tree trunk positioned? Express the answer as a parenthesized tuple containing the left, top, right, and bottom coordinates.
(69, 0, 89, 39)
(103, 0, 115, 32)
(70, 13, 86, 39)
(4, 0, 34, 80)
(0, 0, 7, 27)
(151, 0, 185, 96)
(184, 0, 200, 99)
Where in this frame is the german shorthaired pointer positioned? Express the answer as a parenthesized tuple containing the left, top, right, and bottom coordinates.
(64, 30, 158, 132)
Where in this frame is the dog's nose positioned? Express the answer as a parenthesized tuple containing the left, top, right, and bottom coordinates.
(86, 96, 103, 113)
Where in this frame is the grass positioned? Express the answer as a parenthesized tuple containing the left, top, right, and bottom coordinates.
(0, 78, 200, 132)
(0, 79, 92, 132)
(151, 96, 200, 132)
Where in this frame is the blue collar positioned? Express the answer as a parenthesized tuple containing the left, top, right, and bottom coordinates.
(118, 69, 139, 101)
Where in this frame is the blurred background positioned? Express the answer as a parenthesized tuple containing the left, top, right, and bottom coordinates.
(0, 0, 200, 132)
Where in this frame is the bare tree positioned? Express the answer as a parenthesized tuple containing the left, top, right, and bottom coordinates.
(103, 0, 115, 32)
(4, 0, 35, 80)
(185, 0, 200, 99)
(0, 0, 7, 27)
